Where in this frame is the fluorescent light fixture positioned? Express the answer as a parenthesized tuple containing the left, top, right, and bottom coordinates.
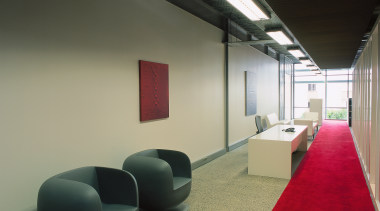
(299, 58, 312, 65)
(306, 65, 318, 69)
(266, 30, 293, 45)
(294, 63, 308, 70)
(226, 0, 269, 21)
(288, 49, 305, 58)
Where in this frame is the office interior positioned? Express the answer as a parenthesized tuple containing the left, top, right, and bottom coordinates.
(1, 0, 380, 210)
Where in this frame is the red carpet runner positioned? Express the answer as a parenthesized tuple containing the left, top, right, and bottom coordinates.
(273, 120, 374, 211)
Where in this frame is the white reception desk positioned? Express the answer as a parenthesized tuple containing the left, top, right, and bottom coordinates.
(248, 125, 308, 179)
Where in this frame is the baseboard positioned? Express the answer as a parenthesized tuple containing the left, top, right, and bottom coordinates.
(191, 149, 226, 170)
(228, 137, 250, 151)
(350, 128, 379, 211)
(191, 135, 254, 170)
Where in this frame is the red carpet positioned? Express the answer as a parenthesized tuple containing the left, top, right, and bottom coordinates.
(273, 120, 374, 211)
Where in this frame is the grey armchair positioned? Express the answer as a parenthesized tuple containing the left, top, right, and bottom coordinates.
(37, 166, 139, 211)
(122, 149, 192, 210)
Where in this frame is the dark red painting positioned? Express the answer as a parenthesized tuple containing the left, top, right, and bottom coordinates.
(139, 60, 169, 122)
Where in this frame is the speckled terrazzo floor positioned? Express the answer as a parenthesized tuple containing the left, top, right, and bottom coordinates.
(184, 141, 313, 211)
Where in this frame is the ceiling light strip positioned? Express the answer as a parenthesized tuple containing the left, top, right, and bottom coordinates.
(266, 31, 293, 45)
(226, 0, 269, 21)
(299, 58, 312, 66)
(288, 49, 305, 58)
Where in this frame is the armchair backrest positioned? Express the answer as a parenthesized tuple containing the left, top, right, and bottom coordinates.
(266, 113, 279, 125)
(56, 167, 100, 192)
(54, 166, 138, 207)
(128, 149, 191, 179)
(157, 150, 191, 178)
(134, 149, 159, 158)
(304, 112, 318, 121)
(123, 149, 192, 210)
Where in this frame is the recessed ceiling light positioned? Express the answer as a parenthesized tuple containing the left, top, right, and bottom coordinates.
(266, 30, 293, 45)
(226, 0, 269, 21)
(299, 58, 312, 65)
(306, 65, 318, 69)
(288, 49, 305, 58)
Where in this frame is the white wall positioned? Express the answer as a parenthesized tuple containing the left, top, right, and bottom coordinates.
(228, 45, 279, 145)
(0, 0, 225, 210)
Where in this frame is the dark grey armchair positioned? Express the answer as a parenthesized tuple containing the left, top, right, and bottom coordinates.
(37, 166, 139, 211)
(122, 149, 192, 210)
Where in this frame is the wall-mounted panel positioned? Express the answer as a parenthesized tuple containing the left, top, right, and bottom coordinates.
(139, 60, 169, 122)
(245, 71, 257, 116)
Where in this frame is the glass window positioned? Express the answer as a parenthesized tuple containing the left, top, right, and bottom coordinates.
(295, 74, 325, 82)
(294, 71, 315, 76)
(326, 83, 348, 108)
(327, 75, 349, 82)
(294, 83, 309, 107)
(326, 108, 348, 120)
(327, 69, 348, 75)
(294, 108, 309, 118)
(294, 75, 325, 119)
(293, 68, 351, 121)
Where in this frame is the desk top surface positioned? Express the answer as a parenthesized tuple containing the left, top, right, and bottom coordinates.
(250, 125, 307, 142)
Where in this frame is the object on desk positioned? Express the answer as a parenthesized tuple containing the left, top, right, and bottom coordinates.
(283, 127, 295, 132)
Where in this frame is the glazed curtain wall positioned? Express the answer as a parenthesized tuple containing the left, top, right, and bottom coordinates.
(352, 22, 380, 208)
(0, 0, 226, 210)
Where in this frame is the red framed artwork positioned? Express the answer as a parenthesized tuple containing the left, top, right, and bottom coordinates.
(139, 60, 169, 122)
